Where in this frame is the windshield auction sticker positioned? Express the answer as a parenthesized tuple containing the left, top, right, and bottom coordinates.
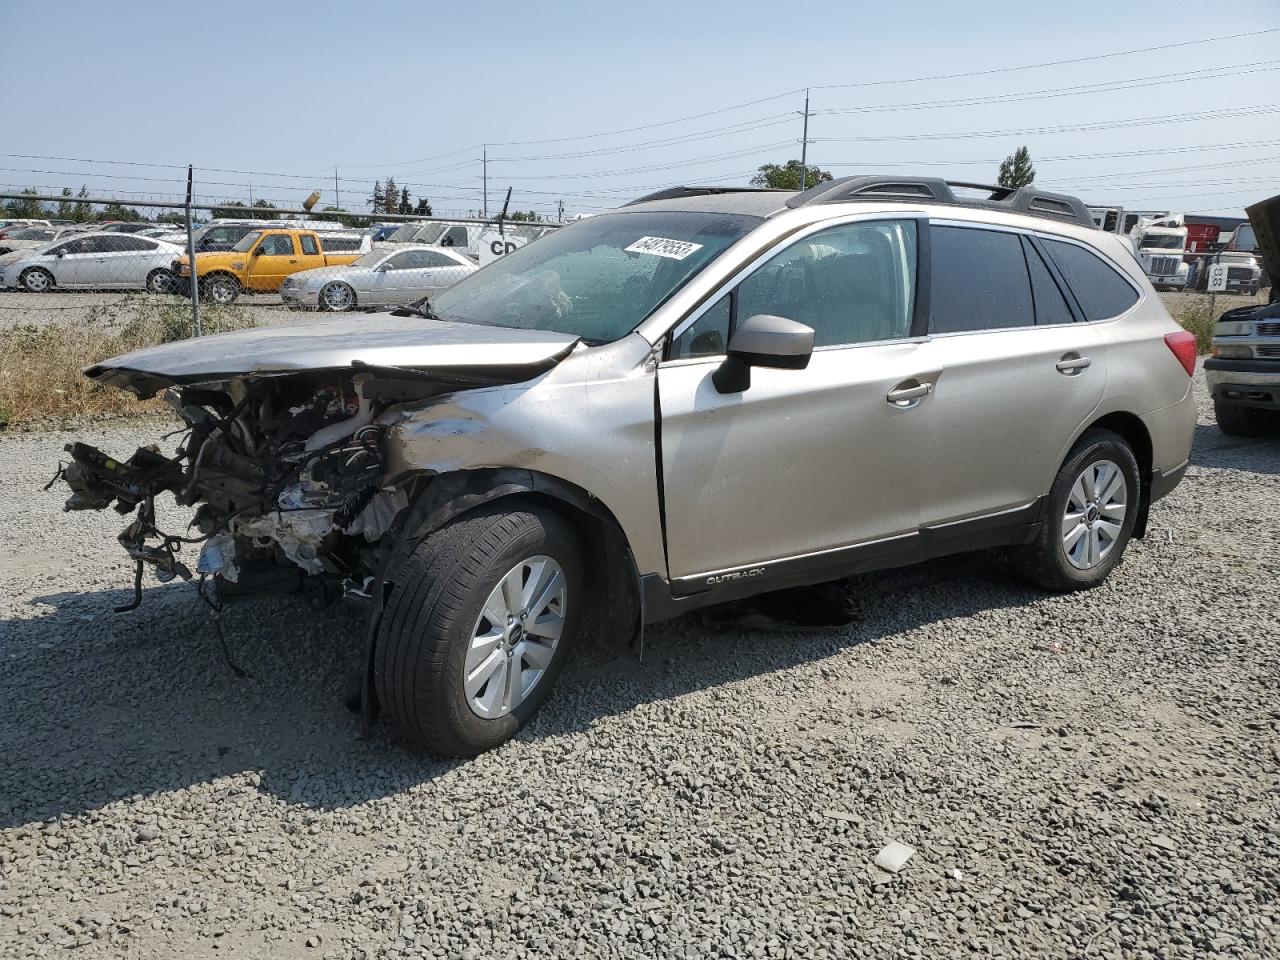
(624, 236, 704, 260)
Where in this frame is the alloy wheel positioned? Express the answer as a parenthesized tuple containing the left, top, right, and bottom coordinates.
(463, 555, 567, 720)
(1062, 459, 1127, 570)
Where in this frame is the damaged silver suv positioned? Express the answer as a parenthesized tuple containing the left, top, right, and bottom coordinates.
(60, 177, 1197, 756)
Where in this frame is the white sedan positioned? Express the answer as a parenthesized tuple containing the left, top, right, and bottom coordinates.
(280, 245, 478, 311)
(0, 232, 184, 293)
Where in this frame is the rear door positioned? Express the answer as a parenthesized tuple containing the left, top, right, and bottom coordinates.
(658, 217, 937, 585)
(914, 223, 1113, 525)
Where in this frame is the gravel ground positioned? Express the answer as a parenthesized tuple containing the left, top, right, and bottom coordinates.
(1, 370, 1277, 959)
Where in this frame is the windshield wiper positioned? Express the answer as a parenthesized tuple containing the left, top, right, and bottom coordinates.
(390, 297, 442, 320)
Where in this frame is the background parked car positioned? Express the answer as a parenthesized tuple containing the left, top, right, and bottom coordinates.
(280, 244, 478, 311)
(0, 225, 86, 256)
(0, 219, 52, 238)
(0, 233, 183, 293)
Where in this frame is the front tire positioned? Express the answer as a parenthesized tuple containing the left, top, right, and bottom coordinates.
(374, 503, 582, 757)
(319, 281, 356, 312)
(20, 267, 53, 293)
(202, 274, 240, 305)
(1215, 400, 1279, 437)
(1011, 429, 1140, 592)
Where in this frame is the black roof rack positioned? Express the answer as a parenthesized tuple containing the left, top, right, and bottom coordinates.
(787, 176, 1097, 229)
(623, 185, 786, 206)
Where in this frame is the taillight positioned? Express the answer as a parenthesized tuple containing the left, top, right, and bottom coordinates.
(1164, 330, 1197, 376)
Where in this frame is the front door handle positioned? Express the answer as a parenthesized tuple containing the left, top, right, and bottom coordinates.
(886, 382, 933, 405)
(1056, 355, 1092, 375)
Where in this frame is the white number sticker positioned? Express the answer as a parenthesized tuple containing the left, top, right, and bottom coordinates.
(624, 236, 704, 260)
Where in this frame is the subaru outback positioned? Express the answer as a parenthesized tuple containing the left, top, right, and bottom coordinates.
(58, 176, 1197, 756)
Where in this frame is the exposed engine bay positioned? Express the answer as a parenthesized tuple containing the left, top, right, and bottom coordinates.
(59, 371, 444, 604)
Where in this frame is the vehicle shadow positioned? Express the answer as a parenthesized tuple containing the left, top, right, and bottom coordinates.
(1188, 421, 1280, 476)
(0, 553, 1037, 829)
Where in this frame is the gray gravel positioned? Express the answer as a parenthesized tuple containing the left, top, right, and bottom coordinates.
(1, 370, 1278, 959)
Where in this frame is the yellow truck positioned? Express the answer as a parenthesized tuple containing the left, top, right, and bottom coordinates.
(175, 228, 370, 304)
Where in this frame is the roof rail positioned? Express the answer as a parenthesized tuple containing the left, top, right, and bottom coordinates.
(787, 176, 1097, 229)
(623, 185, 786, 207)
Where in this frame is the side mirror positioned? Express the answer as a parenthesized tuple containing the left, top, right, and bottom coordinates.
(375, 263, 389, 273)
(55, 250, 65, 258)
(713, 314, 814, 394)
(252, 246, 264, 256)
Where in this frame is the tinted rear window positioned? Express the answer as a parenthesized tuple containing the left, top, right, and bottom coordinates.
(1024, 240, 1075, 325)
(1042, 239, 1139, 321)
(929, 226, 1033, 334)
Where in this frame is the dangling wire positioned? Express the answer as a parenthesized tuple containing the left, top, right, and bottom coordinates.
(197, 574, 251, 680)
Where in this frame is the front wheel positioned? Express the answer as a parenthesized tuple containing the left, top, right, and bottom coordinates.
(1011, 429, 1141, 592)
(319, 281, 356, 312)
(20, 267, 53, 293)
(202, 274, 240, 305)
(374, 503, 582, 757)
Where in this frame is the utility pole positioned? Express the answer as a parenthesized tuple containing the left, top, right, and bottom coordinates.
(557, 198, 564, 223)
(333, 166, 340, 210)
(482, 145, 488, 219)
(184, 165, 202, 337)
(797, 88, 811, 191)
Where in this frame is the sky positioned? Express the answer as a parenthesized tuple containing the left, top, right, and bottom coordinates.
(2, 0, 1278, 220)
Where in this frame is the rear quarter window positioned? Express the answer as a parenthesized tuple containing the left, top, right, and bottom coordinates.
(1042, 239, 1139, 321)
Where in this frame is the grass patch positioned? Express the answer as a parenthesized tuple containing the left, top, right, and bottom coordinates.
(0, 299, 258, 428)
(1171, 299, 1216, 355)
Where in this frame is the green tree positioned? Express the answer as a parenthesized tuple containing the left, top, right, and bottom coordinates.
(251, 198, 278, 220)
(750, 160, 833, 191)
(211, 200, 249, 219)
(3, 188, 47, 219)
(318, 206, 367, 228)
(71, 186, 92, 223)
(369, 180, 384, 213)
(506, 210, 543, 222)
(398, 186, 412, 215)
(383, 177, 399, 216)
(55, 187, 74, 221)
(997, 146, 1036, 189)
(414, 197, 433, 217)
(93, 202, 142, 222)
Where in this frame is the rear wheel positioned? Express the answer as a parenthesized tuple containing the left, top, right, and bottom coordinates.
(1011, 429, 1140, 592)
(319, 281, 356, 312)
(202, 274, 240, 305)
(1215, 400, 1279, 437)
(19, 267, 53, 293)
(146, 268, 177, 294)
(374, 503, 582, 757)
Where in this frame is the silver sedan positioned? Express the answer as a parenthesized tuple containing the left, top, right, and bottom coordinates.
(0, 232, 184, 292)
(280, 245, 478, 311)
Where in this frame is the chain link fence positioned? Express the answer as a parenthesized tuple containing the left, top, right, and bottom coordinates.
(0, 192, 559, 335)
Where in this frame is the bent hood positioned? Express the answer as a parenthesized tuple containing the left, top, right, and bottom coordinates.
(1245, 192, 1279, 290)
(85, 314, 580, 396)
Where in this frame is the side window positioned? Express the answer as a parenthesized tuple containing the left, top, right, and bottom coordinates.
(319, 236, 360, 252)
(78, 236, 112, 254)
(735, 219, 917, 348)
(258, 234, 294, 256)
(299, 234, 319, 256)
(441, 226, 467, 247)
(671, 295, 731, 359)
(929, 226, 1033, 334)
(1041, 239, 1139, 321)
(1023, 239, 1075, 325)
(422, 251, 456, 268)
(383, 252, 412, 270)
(105, 236, 154, 252)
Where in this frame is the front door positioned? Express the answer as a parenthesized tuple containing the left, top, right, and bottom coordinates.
(246, 232, 299, 291)
(658, 218, 937, 586)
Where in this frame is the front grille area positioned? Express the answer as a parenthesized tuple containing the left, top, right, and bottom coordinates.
(1227, 267, 1252, 282)
(1257, 345, 1280, 358)
(1257, 322, 1280, 336)
(1149, 256, 1180, 276)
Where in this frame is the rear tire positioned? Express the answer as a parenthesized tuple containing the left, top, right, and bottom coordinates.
(202, 274, 240, 305)
(1215, 400, 1279, 437)
(19, 267, 53, 293)
(1011, 429, 1140, 592)
(146, 268, 176, 294)
(374, 503, 582, 757)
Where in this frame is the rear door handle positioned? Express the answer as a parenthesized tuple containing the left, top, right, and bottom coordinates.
(886, 382, 933, 405)
(1056, 355, 1092, 374)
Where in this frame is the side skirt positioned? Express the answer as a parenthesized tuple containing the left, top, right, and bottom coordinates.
(642, 498, 1044, 624)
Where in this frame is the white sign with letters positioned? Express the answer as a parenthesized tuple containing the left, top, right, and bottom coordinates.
(478, 232, 528, 266)
(1206, 262, 1229, 293)
(624, 236, 704, 261)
